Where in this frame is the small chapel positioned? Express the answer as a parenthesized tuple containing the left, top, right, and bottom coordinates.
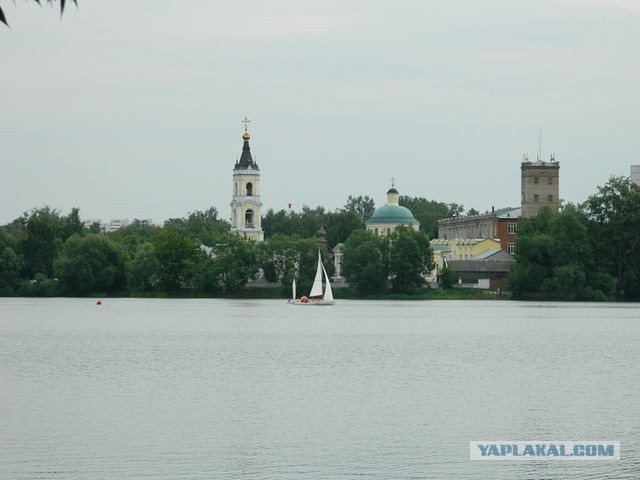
(229, 117, 264, 241)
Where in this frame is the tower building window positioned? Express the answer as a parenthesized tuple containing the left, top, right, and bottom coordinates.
(534, 194, 539, 202)
(245, 209, 254, 228)
(246, 183, 253, 196)
(534, 177, 539, 184)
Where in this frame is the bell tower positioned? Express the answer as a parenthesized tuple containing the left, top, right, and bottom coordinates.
(230, 117, 264, 241)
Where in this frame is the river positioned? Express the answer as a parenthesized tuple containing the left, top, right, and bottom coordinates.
(1, 298, 638, 479)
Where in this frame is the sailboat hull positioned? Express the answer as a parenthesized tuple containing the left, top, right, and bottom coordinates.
(288, 299, 335, 306)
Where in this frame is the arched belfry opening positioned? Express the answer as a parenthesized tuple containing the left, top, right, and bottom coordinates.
(245, 209, 254, 228)
(246, 182, 253, 196)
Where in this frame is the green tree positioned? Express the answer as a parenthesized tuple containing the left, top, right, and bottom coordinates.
(108, 220, 161, 257)
(510, 207, 564, 298)
(344, 195, 376, 223)
(262, 209, 303, 238)
(261, 206, 317, 239)
(164, 207, 229, 246)
(508, 205, 615, 300)
(154, 231, 198, 291)
(2, 215, 28, 238)
(0, 228, 23, 294)
(19, 207, 63, 278)
(438, 266, 454, 289)
(54, 234, 125, 295)
(342, 230, 388, 295)
(7, 207, 88, 281)
(126, 242, 161, 292)
(184, 253, 221, 293)
(263, 200, 366, 244)
(87, 221, 102, 234)
(299, 206, 325, 239)
(584, 176, 640, 300)
(211, 235, 259, 293)
(61, 207, 84, 239)
(323, 210, 365, 246)
(545, 204, 610, 300)
(389, 227, 433, 293)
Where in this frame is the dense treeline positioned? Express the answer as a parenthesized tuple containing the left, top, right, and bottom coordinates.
(263, 195, 467, 241)
(509, 176, 640, 301)
(0, 196, 440, 297)
(262, 195, 375, 245)
(5, 177, 636, 300)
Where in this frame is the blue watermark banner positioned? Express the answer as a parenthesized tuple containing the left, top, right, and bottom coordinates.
(470, 441, 620, 460)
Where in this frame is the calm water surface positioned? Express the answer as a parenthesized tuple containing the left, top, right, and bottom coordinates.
(1, 298, 639, 479)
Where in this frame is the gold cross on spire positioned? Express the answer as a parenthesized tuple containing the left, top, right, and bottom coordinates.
(242, 116, 251, 133)
(391, 177, 396, 189)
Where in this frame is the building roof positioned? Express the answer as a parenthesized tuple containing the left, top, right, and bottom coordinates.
(235, 132, 259, 170)
(438, 206, 521, 225)
(366, 205, 420, 225)
(474, 249, 510, 260)
(496, 207, 520, 219)
(448, 259, 515, 273)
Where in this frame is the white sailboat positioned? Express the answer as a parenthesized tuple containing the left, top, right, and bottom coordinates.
(289, 250, 335, 305)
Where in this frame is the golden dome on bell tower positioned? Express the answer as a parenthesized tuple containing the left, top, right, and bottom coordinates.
(242, 116, 251, 140)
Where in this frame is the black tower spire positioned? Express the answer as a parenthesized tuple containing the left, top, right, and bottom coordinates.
(236, 116, 259, 170)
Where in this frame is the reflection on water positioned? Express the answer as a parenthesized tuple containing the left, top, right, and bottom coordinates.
(1, 298, 638, 479)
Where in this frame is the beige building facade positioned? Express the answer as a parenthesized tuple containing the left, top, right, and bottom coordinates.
(432, 238, 502, 261)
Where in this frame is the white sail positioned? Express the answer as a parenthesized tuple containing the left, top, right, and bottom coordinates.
(292, 278, 296, 299)
(309, 250, 324, 297)
(322, 263, 333, 301)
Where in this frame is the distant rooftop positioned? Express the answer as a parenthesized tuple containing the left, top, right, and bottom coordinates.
(474, 249, 503, 260)
(439, 206, 521, 224)
(521, 153, 558, 166)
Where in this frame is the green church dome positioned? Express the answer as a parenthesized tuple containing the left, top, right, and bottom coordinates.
(366, 205, 419, 225)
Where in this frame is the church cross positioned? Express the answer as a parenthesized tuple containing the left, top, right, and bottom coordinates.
(391, 177, 396, 188)
(242, 116, 251, 132)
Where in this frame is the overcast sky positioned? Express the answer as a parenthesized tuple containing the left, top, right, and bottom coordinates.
(2, 0, 639, 225)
